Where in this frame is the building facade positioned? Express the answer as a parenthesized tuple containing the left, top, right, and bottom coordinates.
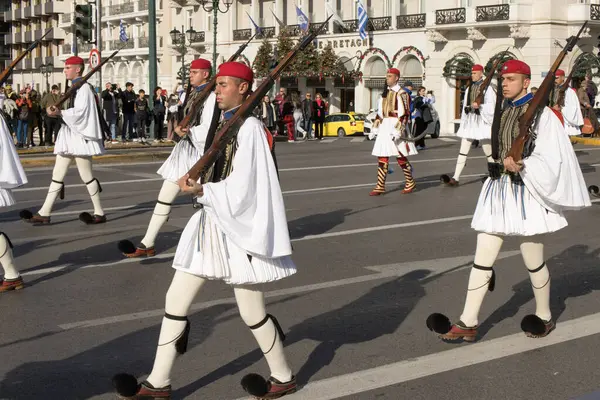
(0, 0, 10, 71)
(4, 0, 600, 134)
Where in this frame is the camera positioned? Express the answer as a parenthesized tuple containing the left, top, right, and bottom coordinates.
(111, 84, 117, 91)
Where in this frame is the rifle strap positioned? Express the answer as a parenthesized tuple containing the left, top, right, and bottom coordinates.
(490, 77, 504, 160)
(203, 98, 222, 154)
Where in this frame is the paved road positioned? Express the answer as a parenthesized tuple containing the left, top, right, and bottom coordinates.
(1, 137, 600, 400)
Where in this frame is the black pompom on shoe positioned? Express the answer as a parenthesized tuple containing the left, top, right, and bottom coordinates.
(19, 210, 33, 220)
(440, 174, 451, 184)
(589, 185, 599, 198)
(112, 373, 139, 397)
(118, 240, 136, 254)
(241, 373, 269, 397)
(521, 314, 555, 338)
(426, 313, 452, 334)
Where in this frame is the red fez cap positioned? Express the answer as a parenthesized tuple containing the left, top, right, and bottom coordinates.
(387, 68, 400, 76)
(190, 58, 211, 70)
(65, 56, 85, 65)
(501, 60, 531, 77)
(216, 62, 253, 83)
(555, 69, 565, 77)
(472, 64, 484, 72)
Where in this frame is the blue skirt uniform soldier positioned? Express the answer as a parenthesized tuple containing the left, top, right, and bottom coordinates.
(0, 100, 27, 291)
(113, 62, 298, 399)
(427, 60, 591, 341)
(118, 58, 219, 258)
(20, 56, 109, 225)
(441, 64, 495, 187)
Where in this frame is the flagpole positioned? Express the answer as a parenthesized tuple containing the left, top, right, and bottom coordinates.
(96, 0, 102, 92)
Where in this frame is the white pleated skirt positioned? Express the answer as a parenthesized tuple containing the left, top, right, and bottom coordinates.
(457, 114, 491, 140)
(157, 139, 201, 183)
(372, 118, 418, 157)
(471, 175, 568, 236)
(565, 124, 581, 137)
(0, 188, 15, 208)
(54, 126, 105, 157)
(173, 208, 297, 285)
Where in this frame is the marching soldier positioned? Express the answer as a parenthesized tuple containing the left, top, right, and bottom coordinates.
(20, 56, 109, 225)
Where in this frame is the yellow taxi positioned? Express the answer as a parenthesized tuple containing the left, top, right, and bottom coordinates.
(312, 112, 366, 137)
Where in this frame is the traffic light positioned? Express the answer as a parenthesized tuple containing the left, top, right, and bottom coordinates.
(75, 4, 94, 43)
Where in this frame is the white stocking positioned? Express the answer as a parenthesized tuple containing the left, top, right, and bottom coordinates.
(38, 154, 72, 217)
(235, 286, 292, 383)
(0, 233, 18, 279)
(146, 270, 206, 388)
(520, 239, 551, 321)
(459, 233, 504, 327)
(140, 180, 180, 248)
(480, 140, 494, 163)
(452, 138, 473, 181)
(75, 156, 104, 216)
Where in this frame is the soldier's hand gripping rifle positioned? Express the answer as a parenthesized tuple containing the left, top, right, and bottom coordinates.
(177, 32, 258, 131)
(49, 46, 124, 113)
(0, 29, 51, 87)
(506, 21, 588, 163)
(185, 16, 332, 183)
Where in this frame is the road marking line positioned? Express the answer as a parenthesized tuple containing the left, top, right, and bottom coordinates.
(320, 139, 337, 143)
(234, 311, 600, 400)
(438, 137, 457, 142)
(350, 137, 366, 143)
(57, 251, 520, 330)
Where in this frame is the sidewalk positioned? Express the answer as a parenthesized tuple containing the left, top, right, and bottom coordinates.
(16, 140, 176, 155)
(571, 136, 600, 146)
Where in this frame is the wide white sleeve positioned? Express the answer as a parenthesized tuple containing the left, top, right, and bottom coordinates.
(199, 117, 292, 258)
(376, 97, 383, 119)
(562, 88, 584, 128)
(459, 89, 469, 124)
(188, 92, 218, 151)
(61, 85, 103, 141)
(521, 107, 591, 212)
(0, 115, 27, 189)
(479, 86, 496, 126)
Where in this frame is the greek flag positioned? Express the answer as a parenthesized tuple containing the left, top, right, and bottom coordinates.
(119, 20, 128, 42)
(295, 5, 309, 33)
(246, 11, 263, 36)
(357, 0, 368, 40)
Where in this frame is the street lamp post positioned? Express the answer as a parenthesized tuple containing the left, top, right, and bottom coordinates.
(40, 62, 54, 93)
(199, 0, 233, 74)
(169, 25, 197, 85)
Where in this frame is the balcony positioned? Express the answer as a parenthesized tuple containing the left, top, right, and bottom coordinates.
(23, 6, 32, 19)
(24, 31, 34, 43)
(33, 57, 44, 69)
(62, 42, 94, 56)
(42, 1, 71, 15)
(233, 28, 251, 41)
(569, 3, 600, 22)
(4, 10, 12, 22)
(257, 26, 275, 39)
(103, 0, 162, 22)
(189, 31, 205, 43)
(476, 4, 509, 22)
(397, 13, 426, 30)
(435, 8, 466, 25)
(35, 28, 66, 41)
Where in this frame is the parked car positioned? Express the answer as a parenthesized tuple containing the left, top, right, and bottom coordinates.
(312, 112, 365, 137)
(365, 103, 440, 139)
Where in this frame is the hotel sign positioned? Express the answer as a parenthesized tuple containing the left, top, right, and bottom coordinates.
(317, 38, 370, 50)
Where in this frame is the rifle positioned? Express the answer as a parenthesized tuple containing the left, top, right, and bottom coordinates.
(507, 21, 588, 162)
(468, 47, 510, 115)
(0, 29, 51, 87)
(186, 16, 332, 182)
(177, 32, 257, 130)
(50, 46, 124, 112)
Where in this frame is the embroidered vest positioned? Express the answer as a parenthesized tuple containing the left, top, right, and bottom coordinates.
(497, 101, 531, 162)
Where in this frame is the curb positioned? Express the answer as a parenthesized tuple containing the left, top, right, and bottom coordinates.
(570, 136, 600, 146)
(17, 142, 176, 155)
(21, 151, 171, 168)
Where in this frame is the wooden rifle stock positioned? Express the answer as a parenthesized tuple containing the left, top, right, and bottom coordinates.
(0, 29, 51, 87)
(507, 21, 588, 162)
(52, 48, 123, 110)
(178, 33, 257, 129)
(186, 16, 332, 182)
(473, 48, 510, 107)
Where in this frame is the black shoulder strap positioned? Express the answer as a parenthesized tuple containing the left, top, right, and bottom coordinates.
(87, 83, 111, 141)
(203, 98, 222, 153)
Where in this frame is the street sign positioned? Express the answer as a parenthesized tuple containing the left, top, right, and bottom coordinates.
(89, 49, 101, 68)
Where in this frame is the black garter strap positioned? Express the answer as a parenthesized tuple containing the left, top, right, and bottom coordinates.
(157, 200, 172, 206)
(52, 179, 65, 200)
(155, 200, 173, 217)
(528, 262, 546, 273)
(85, 178, 103, 196)
(459, 152, 469, 157)
(248, 314, 286, 355)
(165, 312, 188, 321)
(471, 263, 496, 292)
(0, 232, 13, 258)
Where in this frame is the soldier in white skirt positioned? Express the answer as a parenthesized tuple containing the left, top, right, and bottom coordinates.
(0, 108, 27, 291)
(368, 67, 417, 196)
(118, 58, 219, 258)
(427, 60, 591, 341)
(20, 56, 108, 225)
(551, 69, 583, 137)
(113, 62, 298, 399)
(441, 64, 496, 187)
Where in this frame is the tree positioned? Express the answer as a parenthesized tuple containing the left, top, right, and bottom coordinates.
(276, 28, 295, 68)
(320, 42, 345, 78)
(294, 41, 320, 77)
(253, 37, 273, 78)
